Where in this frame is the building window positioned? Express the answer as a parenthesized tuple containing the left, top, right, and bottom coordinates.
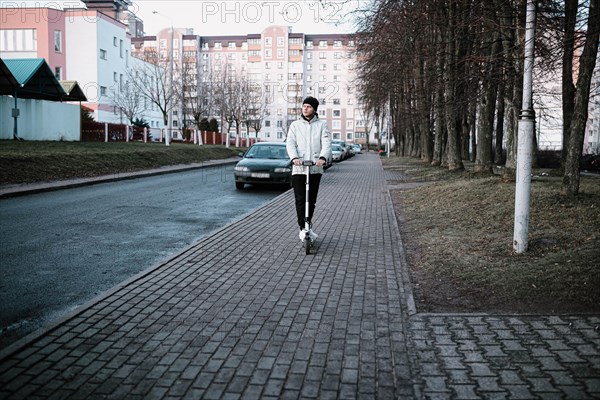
(333, 120, 341, 129)
(114, 72, 118, 82)
(99, 49, 107, 60)
(334, 40, 342, 47)
(228, 41, 236, 49)
(215, 42, 222, 49)
(333, 98, 340, 105)
(265, 120, 270, 127)
(265, 49, 272, 59)
(265, 37, 272, 46)
(319, 64, 327, 71)
(100, 86, 107, 96)
(54, 30, 62, 52)
(160, 39, 167, 48)
(0, 29, 37, 52)
(332, 132, 340, 140)
(333, 110, 341, 117)
(307, 52, 312, 59)
(277, 49, 284, 58)
(319, 40, 327, 48)
(277, 37, 284, 46)
(113, 37, 117, 46)
(120, 39, 124, 57)
(347, 132, 353, 140)
(306, 41, 313, 48)
(54, 66, 62, 80)
(319, 52, 326, 59)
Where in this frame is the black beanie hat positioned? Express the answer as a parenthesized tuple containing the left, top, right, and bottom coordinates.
(303, 96, 319, 111)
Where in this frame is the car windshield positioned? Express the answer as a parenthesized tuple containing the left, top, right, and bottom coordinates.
(331, 145, 342, 151)
(245, 145, 289, 159)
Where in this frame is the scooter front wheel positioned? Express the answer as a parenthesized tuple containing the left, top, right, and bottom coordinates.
(304, 237, 311, 255)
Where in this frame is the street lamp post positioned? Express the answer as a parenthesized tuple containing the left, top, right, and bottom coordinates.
(513, 0, 537, 253)
(153, 10, 174, 146)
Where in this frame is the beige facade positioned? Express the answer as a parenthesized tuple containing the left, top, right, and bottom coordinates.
(132, 25, 365, 144)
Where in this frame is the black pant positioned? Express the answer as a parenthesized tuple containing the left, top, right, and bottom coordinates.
(292, 173, 322, 229)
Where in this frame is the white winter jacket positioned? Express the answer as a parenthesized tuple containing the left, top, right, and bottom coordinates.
(286, 114, 332, 175)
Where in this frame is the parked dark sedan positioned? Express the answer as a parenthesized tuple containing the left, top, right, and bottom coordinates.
(234, 142, 292, 190)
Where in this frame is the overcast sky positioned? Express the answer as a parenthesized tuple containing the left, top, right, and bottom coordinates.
(1, 0, 361, 36)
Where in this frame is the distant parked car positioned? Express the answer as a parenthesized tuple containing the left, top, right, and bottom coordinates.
(331, 140, 350, 160)
(352, 144, 362, 154)
(331, 144, 343, 162)
(233, 142, 292, 190)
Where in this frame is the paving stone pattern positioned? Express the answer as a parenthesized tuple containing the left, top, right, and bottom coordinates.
(0, 153, 416, 399)
(0, 153, 598, 399)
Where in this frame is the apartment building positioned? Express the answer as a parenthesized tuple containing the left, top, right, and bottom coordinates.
(132, 25, 365, 144)
(0, 5, 164, 129)
(585, 54, 600, 154)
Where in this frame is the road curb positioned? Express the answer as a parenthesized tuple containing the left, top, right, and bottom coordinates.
(0, 157, 240, 199)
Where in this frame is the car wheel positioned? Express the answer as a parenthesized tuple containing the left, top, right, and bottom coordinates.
(235, 182, 245, 190)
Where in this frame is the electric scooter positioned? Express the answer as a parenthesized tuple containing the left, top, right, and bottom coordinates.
(302, 159, 315, 255)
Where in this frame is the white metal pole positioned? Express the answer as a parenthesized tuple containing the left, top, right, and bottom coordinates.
(165, 24, 173, 146)
(513, 0, 537, 253)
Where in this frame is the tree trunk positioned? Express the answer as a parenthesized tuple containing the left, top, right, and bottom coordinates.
(503, 0, 526, 181)
(494, 83, 505, 164)
(469, 102, 477, 162)
(432, 38, 446, 166)
(562, 0, 600, 195)
(474, 36, 501, 174)
(561, 0, 579, 166)
(444, 1, 464, 171)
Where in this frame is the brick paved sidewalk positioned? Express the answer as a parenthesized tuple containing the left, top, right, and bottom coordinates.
(0, 152, 416, 399)
(1, 153, 598, 399)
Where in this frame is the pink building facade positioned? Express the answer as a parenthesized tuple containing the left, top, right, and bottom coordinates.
(0, 7, 67, 80)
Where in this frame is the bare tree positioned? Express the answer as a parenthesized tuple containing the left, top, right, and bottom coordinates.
(109, 78, 143, 125)
(246, 83, 271, 138)
(129, 51, 178, 130)
(562, 0, 600, 195)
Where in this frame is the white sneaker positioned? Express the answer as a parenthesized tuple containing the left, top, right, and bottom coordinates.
(299, 229, 305, 241)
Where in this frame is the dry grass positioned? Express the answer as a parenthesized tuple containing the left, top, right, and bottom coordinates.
(383, 156, 600, 315)
(0, 141, 241, 185)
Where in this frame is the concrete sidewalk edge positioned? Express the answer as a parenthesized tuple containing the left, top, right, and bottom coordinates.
(0, 157, 240, 199)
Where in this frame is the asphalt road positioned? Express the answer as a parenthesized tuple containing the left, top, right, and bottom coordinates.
(0, 165, 287, 349)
